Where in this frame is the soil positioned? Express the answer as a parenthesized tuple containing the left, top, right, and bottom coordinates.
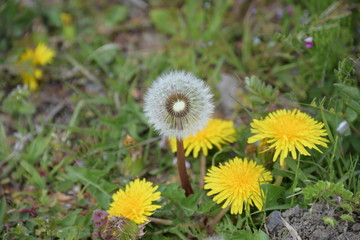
(266, 204, 360, 240)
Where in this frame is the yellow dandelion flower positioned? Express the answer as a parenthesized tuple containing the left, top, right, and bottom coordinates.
(20, 68, 43, 91)
(19, 48, 35, 63)
(248, 109, 329, 166)
(204, 157, 272, 214)
(18, 43, 55, 66)
(33, 43, 55, 65)
(170, 119, 236, 158)
(107, 179, 161, 224)
(17, 43, 55, 90)
(60, 13, 72, 25)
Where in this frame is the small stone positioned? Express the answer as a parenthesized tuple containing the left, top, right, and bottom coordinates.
(266, 211, 283, 233)
(352, 223, 360, 232)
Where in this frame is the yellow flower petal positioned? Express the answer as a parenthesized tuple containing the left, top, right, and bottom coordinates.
(204, 157, 272, 214)
(107, 179, 161, 224)
(60, 13, 72, 25)
(170, 119, 236, 158)
(34, 43, 55, 65)
(21, 71, 40, 91)
(18, 43, 55, 66)
(18, 49, 35, 64)
(34, 69, 43, 78)
(248, 109, 329, 166)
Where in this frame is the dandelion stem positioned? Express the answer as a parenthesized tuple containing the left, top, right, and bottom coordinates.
(207, 206, 230, 234)
(176, 138, 194, 196)
(275, 162, 287, 186)
(199, 153, 206, 188)
(147, 217, 173, 225)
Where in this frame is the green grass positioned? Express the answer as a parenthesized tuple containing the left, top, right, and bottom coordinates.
(0, 0, 359, 239)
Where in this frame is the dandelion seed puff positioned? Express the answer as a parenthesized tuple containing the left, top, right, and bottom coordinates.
(144, 71, 214, 138)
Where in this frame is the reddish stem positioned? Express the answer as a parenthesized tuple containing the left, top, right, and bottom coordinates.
(176, 138, 194, 196)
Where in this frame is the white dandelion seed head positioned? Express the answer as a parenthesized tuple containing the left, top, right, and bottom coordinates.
(144, 70, 214, 139)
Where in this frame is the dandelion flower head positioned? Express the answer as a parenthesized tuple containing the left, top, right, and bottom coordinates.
(107, 179, 161, 224)
(204, 157, 272, 214)
(18, 43, 55, 90)
(248, 109, 329, 166)
(60, 13, 72, 25)
(170, 118, 236, 158)
(33, 43, 55, 65)
(19, 43, 55, 66)
(144, 71, 214, 139)
(19, 48, 35, 64)
(20, 69, 43, 91)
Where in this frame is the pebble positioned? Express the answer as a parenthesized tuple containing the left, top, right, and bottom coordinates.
(352, 223, 360, 232)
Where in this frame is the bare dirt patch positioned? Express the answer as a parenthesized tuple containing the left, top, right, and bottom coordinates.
(267, 204, 360, 240)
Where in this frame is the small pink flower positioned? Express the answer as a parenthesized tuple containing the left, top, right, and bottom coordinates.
(285, 6, 294, 16)
(304, 37, 314, 48)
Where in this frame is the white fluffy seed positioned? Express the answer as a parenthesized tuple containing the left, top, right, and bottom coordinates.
(143, 71, 214, 138)
(173, 100, 186, 112)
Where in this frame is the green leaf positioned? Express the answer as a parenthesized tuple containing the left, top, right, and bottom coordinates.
(104, 5, 128, 28)
(334, 83, 360, 114)
(121, 154, 144, 177)
(262, 184, 285, 207)
(27, 132, 52, 161)
(0, 119, 10, 154)
(245, 75, 279, 105)
(150, 9, 178, 35)
(18, 101, 36, 115)
(182, 0, 204, 39)
(0, 197, 7, 233)
(340, 214, 354, 222)
(340, 203, 353, 214)
(1, 86, 35, 115)
(197, 199, 217, 214)
(20, 161, 45, 189)
(226, 229, 269, 240)
(334, 83, 360, 101)
(286, 158, 308, 183)
(335, 57, 356, 83)
(57, 227, 78, 240)
(302, 181, 353, 205)
(57, 209, 82, 227)
(345, 108, 358, 122)
(65, 166, 113, 208)
(179, 191, 202, 216)
(160, 183, 199, 217)
(323, 216, 338, 228)
(45, 7, 62, 27)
